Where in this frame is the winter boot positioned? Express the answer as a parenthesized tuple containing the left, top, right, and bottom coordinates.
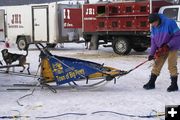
(167, 76, 178, 92)
(143, 73, 157, 90)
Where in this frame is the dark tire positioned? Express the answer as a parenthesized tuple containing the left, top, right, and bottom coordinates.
(112, 37, 131, 55)
(133, 46, 148, 52)
(47, 43, 57, 48)
(17, 37, 29, 50)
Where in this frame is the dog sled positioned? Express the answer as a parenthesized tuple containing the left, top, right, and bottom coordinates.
(36, 43, 148, 89)
(37, 43, 126, 89)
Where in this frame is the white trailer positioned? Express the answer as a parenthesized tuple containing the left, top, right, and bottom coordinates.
(0, 2, 81, 50)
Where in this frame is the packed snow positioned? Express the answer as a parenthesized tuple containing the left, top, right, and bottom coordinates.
(0, 42, 180, 120)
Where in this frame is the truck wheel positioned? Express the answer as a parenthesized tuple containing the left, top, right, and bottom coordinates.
(17, 37, 29, 50)
(113, 37, 131, 55)
(133, 46, 148, 52)
(47, 43, 57, 48)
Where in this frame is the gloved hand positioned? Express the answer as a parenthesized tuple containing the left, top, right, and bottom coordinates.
(160, 44, 169, 52)
(148, 55, 154, 61)
(155, 44, 169, 59)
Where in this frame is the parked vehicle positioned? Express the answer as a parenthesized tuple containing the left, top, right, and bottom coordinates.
(83, 0, 173, 55)
(64, 0, 173, 55)
(0, 2, 82, 50)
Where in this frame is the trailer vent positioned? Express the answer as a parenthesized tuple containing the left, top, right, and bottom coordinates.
(111, 7, 118, 14)
(112, 21, 118, 28)
(140, 21, 146, 27)
(140, 6, 146, 12)
(97, 6, 106, 15)
(126, 7, 132, 13)
(126, 21, 132, 27)
(99, 22, 105, 28)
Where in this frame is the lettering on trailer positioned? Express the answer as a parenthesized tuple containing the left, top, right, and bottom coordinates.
(84, 8, 96, 21)
(85, 8, 95, 15)
(84, 17, 96, 20)
(64, 22, 73, 27)
(64, 9, 73, 27)
(63, 8, 82, 28)
(8, 14, 24, 28)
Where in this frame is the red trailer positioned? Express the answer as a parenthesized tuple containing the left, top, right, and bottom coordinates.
(64, 0, 172, 55)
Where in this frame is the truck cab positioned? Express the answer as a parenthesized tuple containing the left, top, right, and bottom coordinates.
(159, 5, 180, 28)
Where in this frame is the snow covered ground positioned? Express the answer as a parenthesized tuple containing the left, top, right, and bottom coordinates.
(0, 43, 180, 120)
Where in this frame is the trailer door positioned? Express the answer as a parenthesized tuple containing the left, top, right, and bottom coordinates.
(32, 6, 48, 42)
(0, 10, 5, 41)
